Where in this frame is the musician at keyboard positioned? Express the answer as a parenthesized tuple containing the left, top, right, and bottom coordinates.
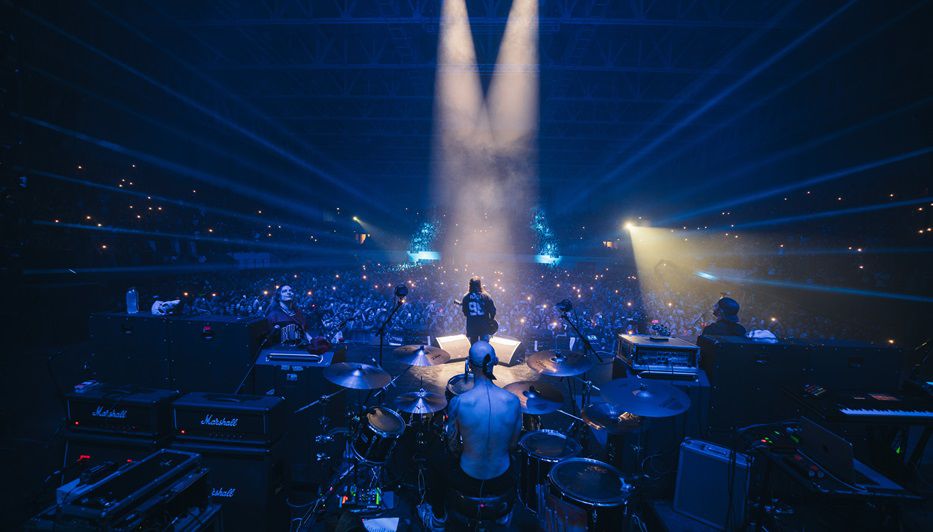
(265, 285, 312, 346)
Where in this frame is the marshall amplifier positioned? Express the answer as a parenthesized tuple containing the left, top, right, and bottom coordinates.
(172, 392, 286, 445)
(65, 383, 179, 438)
(616, 334, 701, 374)
(171, 438, 287, 531)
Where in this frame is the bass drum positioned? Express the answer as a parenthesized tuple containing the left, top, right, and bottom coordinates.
(518, 430, 582, 513)
(351, 407, 405, 464)
(546, 458, 634, 531)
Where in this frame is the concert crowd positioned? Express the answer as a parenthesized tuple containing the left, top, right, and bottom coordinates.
(137, 261, 859, 348)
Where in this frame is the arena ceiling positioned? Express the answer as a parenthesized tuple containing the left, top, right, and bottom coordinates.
(8, 0, 931, 230)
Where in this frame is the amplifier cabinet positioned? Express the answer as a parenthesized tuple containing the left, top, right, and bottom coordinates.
(170, 439, 287, 532)
(89, 313, 171, 387)
(167, 315, 268, 393)
(674, 438, 750, 530)
(172, 392, 286, 445)
(65, 385, 179, 438)
(699, 336, 906, 434)
(89, 313, 268, 392)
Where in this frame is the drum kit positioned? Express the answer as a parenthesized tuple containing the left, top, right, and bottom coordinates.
(304, 344, 689, 530)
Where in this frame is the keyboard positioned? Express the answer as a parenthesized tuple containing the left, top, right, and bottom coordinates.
(832, 392, 933, 424)
(840, 407, 933, 420)
(791, 386, 933, 425)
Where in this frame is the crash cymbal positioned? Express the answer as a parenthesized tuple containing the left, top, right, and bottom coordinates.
(393, 389, 447, 414)
(504, 381, 564, 415)
(582, 402, 641, 434)
(324, 362, 391, 390)
(393, 345, 451, 367)
(599, 378, 690, 418)
(525, 350, 595, 377)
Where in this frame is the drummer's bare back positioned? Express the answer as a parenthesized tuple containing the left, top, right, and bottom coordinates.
(448, 381, 522, 480)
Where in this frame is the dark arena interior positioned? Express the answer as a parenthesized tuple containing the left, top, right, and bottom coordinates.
(2, 1, 933, 530)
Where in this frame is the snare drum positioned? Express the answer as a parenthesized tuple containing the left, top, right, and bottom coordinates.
(445, 373, 475, 401)
(351, 407, 405, 464)
(518, 430, 582, 513)
(546, 458, 632, 531)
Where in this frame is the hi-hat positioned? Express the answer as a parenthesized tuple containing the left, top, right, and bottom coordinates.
(324, 362, 391, 390)
(600, 378, 690, 418)
(394, 345, 451, 367)
(504, 381, 564, 415)
(394, 389, 447, 414)
(582, 402, 641, 434)
(526, 350, 595, 377)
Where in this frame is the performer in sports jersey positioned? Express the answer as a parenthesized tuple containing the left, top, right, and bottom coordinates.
(461, 277, 497, 344)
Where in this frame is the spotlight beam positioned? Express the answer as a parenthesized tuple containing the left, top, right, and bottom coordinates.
(16, 114, 345, 225)
(25, 64, 339, 207)
(14, 4, 401, 221)
(23, 257, 363, 277)
(634, 4, 931, 204)
(562, 0, 856, 212)
(662, 147, 933, 224)
(701, 274, 933, 304)
(728, 196, 933, 230)
(34, 221, 378, 258)
(26, 168, 352, 240)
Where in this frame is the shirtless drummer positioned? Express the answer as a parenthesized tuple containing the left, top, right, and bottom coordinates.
(418, 341, 523, 530)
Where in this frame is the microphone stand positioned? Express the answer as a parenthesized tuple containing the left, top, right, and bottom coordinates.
(234, 327, 277, 394)
(560, 311, 604, 363)
(376, 297, 404, 367)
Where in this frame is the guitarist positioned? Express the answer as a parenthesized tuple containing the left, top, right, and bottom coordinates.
(461, 277, 497, 344)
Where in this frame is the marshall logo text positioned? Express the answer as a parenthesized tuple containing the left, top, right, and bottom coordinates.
(91, 406, 128, 419)
(211, 487, 237, 498)
(200, 414, 239, 427)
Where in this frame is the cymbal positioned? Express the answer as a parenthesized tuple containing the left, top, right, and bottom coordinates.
(599, 378, 690, 418)
(394, 389, 447, 415)
(504, 381, 564, 415)
(526, 350, 595, 377)
(324, 362, 391, 390)
(393, 345, 451, 367)
(582, 402, 641, 434)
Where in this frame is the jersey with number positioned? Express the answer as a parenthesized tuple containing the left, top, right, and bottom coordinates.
(461, 292, 496, 337)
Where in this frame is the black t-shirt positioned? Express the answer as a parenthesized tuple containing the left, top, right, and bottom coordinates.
(701, 319, 747, 338)
(461, 292, 496, 336)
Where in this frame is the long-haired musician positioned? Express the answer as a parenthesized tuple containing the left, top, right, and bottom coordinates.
(461, 277, 497, 344)
(265, 285, 312, 345)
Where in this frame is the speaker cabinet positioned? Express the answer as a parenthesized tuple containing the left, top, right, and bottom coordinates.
(170, 439, 287, 531)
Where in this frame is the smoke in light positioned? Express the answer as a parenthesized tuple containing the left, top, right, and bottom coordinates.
(433, 0, 539, 283)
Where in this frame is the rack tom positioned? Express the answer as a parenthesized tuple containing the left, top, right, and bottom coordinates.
(351, 407, 405, 464)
